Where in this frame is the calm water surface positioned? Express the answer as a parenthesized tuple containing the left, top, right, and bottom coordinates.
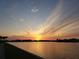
(9, 42, 79, 59)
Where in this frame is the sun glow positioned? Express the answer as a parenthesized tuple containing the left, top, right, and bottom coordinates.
(33, 34, 42, 40)
(16, 0, 79, 40)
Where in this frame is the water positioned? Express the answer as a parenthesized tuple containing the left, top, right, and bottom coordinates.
(9, 42, 79, 59)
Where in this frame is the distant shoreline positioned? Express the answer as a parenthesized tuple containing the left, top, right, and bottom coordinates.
(0, 38, 79, 42)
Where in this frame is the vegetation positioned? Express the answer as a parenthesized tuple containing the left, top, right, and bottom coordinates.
(56, 38, 79, 42)
(0, 36, 8, 40)
(0, 36, 79, 42)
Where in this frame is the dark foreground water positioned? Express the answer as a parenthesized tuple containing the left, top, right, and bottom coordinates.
(9, 42, 79, 59)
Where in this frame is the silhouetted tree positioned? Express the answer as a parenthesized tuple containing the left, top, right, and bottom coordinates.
(2, 36, 8, 40)
(0, 36, 3, 39)
(0, 36, 8, 40)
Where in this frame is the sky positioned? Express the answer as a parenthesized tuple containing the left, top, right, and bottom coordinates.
(0, 0, 79, 39)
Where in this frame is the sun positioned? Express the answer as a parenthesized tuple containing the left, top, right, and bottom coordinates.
(33, 34, 42, 40)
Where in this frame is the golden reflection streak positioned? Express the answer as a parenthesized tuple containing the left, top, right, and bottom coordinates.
(28, 42, 44, 57)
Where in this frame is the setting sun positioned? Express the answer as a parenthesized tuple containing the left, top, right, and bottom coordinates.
(33, 34, 42, 40)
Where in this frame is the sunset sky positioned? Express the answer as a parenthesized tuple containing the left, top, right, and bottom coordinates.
(0, 0, 79, 40)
